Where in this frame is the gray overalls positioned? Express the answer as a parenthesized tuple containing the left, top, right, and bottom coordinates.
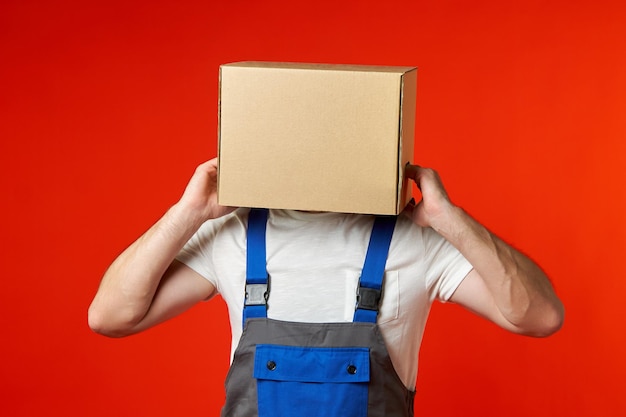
(221, 208, 415, 417)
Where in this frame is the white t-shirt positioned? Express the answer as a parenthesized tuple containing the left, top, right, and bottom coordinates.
(176, 208, 472, 390)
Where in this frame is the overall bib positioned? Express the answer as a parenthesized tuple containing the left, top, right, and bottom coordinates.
(221, 209, 415, 417)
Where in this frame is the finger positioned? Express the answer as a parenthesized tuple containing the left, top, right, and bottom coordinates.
(401, 198, 416, 216)
(193, 160, 219, 179)
(201, 158, 218, 170)
(403, 197, 416, 209)
(405, 164, 426, 182)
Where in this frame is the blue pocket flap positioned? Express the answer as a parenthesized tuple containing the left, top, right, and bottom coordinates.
(253, 345, 370, 383)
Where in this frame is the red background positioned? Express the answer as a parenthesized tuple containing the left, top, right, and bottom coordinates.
(1, 0, 625, 415)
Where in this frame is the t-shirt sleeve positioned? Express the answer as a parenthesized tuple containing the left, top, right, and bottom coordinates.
(420, 226, 473, 303)
(175, 217, 228, 289)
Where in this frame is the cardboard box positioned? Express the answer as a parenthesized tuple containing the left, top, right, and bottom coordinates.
(218, 62, 417, 215)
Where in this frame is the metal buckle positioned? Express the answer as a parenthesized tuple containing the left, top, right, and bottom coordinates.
(245, 283, 269, 306)
(356, 285, 382, 311)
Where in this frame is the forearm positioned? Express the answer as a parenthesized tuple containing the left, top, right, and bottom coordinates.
(88, 203, 204, 335)
(436, 206, 564, 335)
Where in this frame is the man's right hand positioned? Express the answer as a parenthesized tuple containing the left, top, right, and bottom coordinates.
(176, 158, 236, 225)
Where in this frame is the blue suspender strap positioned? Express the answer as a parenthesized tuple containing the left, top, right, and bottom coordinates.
(354, 215, 398, 323)
(243, 208, 270, 325)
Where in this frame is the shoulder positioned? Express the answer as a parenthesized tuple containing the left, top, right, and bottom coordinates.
(196, 207, 250, 237)
(179, 208, 251, 256)
(390, 214, 425, 246)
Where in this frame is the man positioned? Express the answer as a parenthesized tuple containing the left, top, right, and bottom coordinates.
(89, 158, 564, 416)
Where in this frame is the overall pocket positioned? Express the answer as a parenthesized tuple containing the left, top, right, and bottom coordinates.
(254, 344, 370, 417)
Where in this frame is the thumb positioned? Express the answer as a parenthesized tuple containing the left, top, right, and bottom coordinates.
(401, 198, 417, 218)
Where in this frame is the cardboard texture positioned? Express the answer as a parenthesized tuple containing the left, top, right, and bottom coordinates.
(218, 62, 417, 215)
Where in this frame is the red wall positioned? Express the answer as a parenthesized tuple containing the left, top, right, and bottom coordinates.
(1, 0, 625, 415)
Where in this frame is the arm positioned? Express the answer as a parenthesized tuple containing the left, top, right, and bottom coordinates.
(88, 159, 234, 337)
(405, 165, 564, 337)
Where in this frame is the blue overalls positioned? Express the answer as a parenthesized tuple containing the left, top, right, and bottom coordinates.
(221, 209, 415, 417)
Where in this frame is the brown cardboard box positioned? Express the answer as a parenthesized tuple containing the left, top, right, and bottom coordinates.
(218, 62, 417, 215)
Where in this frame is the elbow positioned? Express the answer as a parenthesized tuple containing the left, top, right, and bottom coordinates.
(524, 300, 565, 338)
(88, 304, 137, 338)
(541, 301, 565, 337)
